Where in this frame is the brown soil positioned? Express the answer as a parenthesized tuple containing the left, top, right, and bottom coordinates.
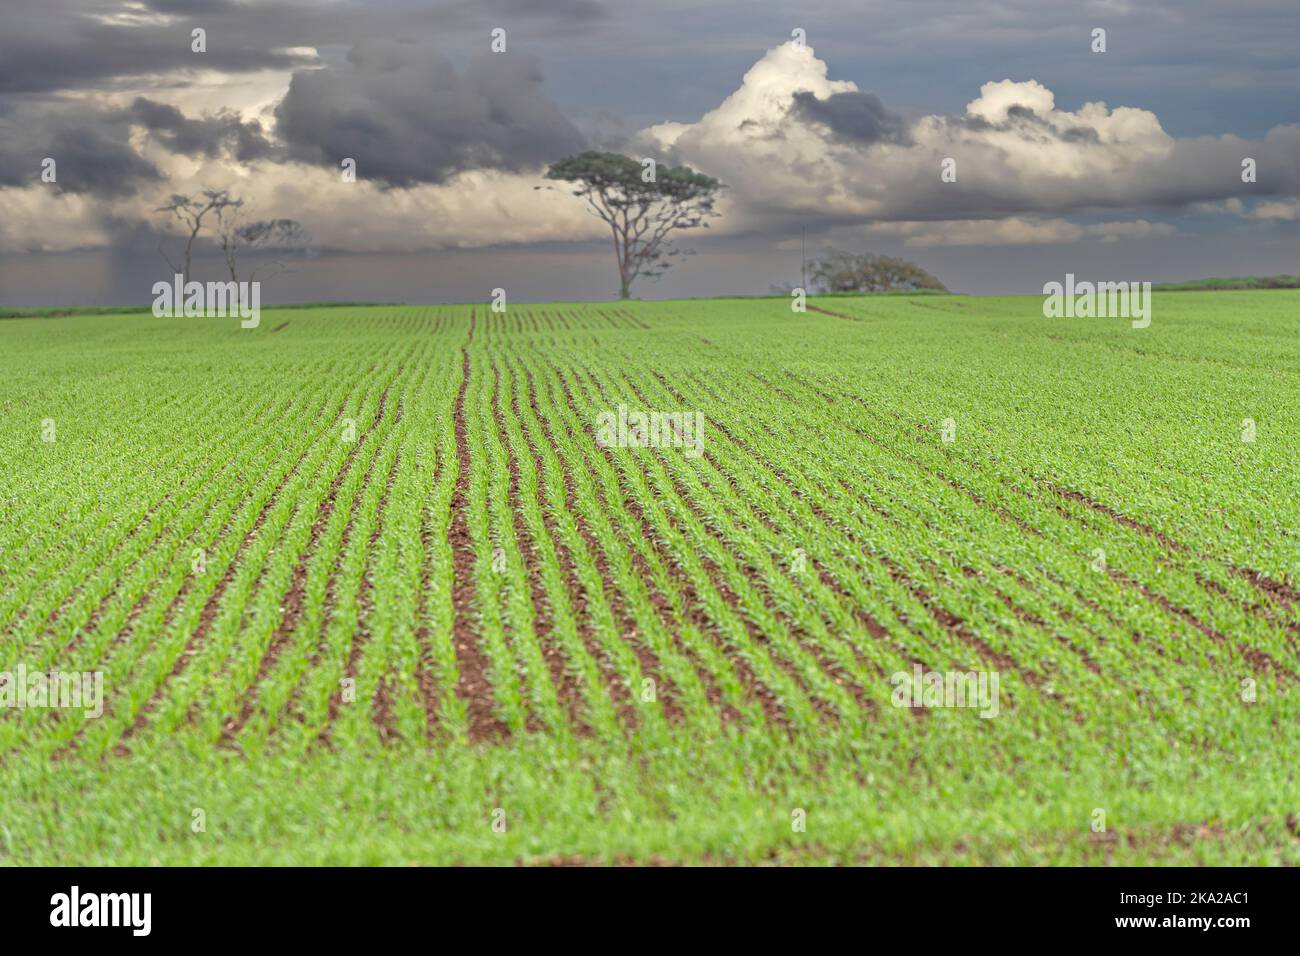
(448, 313, 511, 742)
(540, 365, 747, 725)
(807, 304, 858, 321)
(117, 399, 343, 753)
(495, 360, 599, 735)
(224, 383, 396, 747)
(518, 363, 681, 727)
(484, 361, 553, 735)
(566, 366, 796, 728)
(411, 454, 444, 739)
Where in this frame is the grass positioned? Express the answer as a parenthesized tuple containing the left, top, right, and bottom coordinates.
(0, 292, 1297, 865)
(1152, 275, 1300, 291)
(0, 301, 398, 319)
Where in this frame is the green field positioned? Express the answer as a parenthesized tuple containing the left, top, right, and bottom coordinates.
(1, 291, 1297, 865)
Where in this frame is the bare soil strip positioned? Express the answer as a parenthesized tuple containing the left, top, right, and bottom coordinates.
(55, 396, 338, 756)
(492, 359, 600, 735)
(1108, 567, 1295, 681)
(556, 366, 790, 728)
(521, 366, 691, 726)
(1021, 476, 1295, 674)
(537, 366, 745, 725)
(33, 496, 170, 653)
(1027, 476, 1297, 626)
(223, 384, 397, 746)
(785, 372, 1273, 682)
(448, 313, 510, 742)
(484, 366, 548, 735)
(412, 454, 445, 739)
(280, 409, 393, 729)
(117, 407, 338, 751)
(56, 501, 169, 657)
(610, 308, 651, 330)
(807, 304, 859, 321)
(613, 372, 857, 721)
(650, 370, 897, 687)
(695, 370, 1056, 697)
(355, 449, 404, 744)
(1033, 477, 1189, 554)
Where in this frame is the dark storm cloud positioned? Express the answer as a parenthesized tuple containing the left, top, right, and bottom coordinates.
(274, 40, 586, 187)
(0, 2, 317, 95)
(138, 0, 609, 21)
(0, 90, 283, 198)
(483, 0, 607, 18)
(46, 127, 160, 196)
(0, 108, 160, 197)
(0, 0, 608, 95)
(942, 106, 1097, 145)
(142, 0, 242, 13)
(127, 97, 277, 161)
(790, 90, 910, 145)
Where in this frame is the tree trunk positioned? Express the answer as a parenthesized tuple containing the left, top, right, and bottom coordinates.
(183, 228, 199, 285)
(619, 279, 630, 299)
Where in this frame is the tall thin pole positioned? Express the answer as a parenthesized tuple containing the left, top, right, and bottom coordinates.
(800, 226, 806, 291)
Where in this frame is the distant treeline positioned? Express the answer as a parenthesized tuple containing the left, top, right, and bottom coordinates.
(0, 302, 401, 319)
(1152, 275, 1300, 291)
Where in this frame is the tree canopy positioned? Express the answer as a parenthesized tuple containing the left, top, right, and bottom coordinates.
(545, 151, 721, 299)
(808, 249, 947, 294)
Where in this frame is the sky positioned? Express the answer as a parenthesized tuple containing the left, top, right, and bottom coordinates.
(0, 0, 1297, 305)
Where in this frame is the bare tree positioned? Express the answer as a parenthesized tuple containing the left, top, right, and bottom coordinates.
(214, 204, 307, 283)
(155, 189, 241, 283)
